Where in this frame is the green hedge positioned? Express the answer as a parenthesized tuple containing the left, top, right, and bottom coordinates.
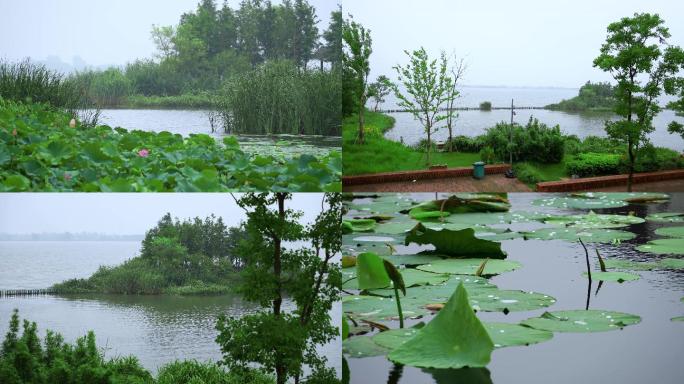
(481, 117, 565, 163)
(566, 153, 621, 177)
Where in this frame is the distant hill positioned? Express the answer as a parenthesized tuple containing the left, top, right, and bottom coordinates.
(545, 81, 616, 112)
(0, 232, 144, 241)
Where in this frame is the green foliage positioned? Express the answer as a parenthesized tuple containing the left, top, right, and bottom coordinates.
(0, 310, 153, 384)
(221, 60, 340, 135)
(216, 193, 342, 384)
(625, 145, 684, 173)
(478, 147, 496, 164)
(513, 163, 543, 185)
(481, 117, 565, 163)
(70, 68, 133, 106)
(367, 75, 393, 111)
(0, 100, 341, 191)
(343, 15, 373, 142)
(546, 81, 616, 111)
(479, 101, 492, 111)
(566, 153, 621, 177)
(593, 12, 684, 189)
(446, 135, 485, 153)
(157, 360, 273, 384)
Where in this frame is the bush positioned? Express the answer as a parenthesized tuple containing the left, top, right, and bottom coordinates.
(513, 163, 543, 185)
(157, 361, 274, 384)
(481, 117, 565, 163)
(626, 145, 684, 173)
(479, 147, 496, 164)
(479, 101, 492, 111)
(566, 152, 621, 177)
(446, 135, 485, 153)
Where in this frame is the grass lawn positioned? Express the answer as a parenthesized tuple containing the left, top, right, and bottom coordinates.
(343, 111, 484, 175)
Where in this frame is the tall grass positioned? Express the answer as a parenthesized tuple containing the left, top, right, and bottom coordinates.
(0, 59, 99, 126)
(221, 60, 340, 136)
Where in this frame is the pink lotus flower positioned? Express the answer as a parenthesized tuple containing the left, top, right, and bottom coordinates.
(138, 149, 149, 158)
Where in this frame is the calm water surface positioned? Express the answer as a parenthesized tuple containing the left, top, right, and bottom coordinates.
(0, 240, 341, 376)
(97, 109, 341, 158)
(346, 193, 684, 384)
(380, 86, 684, 151)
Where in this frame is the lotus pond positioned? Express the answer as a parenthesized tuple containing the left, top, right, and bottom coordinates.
(342, 193, 684, 384)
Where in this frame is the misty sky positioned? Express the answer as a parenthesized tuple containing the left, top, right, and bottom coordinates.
(0, 193, 326, 235)
(0, 0, 338, 69)
(344, 0, 684, 88)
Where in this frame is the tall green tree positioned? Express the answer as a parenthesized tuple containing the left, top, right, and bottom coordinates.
(443, 54, 466, 152)
(393, 48, 450, 166)
(216, 193, 342, 384)
(593, 13, 684, 191)
(342, 16, 372, 144)
(321, 7, 343, 67)
(367, 75, 392, 112)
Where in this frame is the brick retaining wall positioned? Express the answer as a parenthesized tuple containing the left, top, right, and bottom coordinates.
(342, 164, 511, 186)
(536, 169, 684, 192)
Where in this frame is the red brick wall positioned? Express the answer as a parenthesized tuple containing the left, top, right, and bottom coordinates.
(342, 164, 511, 186)
(536, 169, 684, 192)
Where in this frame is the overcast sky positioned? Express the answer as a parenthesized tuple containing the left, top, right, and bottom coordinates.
(343, 0, 684, 88)
(0, 193, 326, 235)
(0, 0, 338, 69)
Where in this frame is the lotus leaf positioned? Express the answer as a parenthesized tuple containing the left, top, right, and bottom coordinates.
(342, 219, 377, 233)
(417, 259, 521, 276)
(654, 226, 684, 238)
(484, 322, 553, 348)
(521, 310, 641, 332)
(571, 192, 669, 203)
(581, 271, 640, 282)
(356, 253, 391, 290)
(342, 335, 390, 358)
(544, 211, 644, 229)
(659, 258, 684, 269)
(532, 196, 628, 209)
(636, 238, 684, 255)
(521, 227, 635, 243)
(405, 224, 506, 258)
(645, 212, 684, 223)
(603, 259, 657, 271)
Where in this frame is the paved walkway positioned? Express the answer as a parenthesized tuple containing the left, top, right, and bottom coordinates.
(342, 174, 532, 192)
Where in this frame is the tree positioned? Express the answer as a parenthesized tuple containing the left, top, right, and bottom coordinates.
(216, 193, 341, 384)
(342, 16, 372, 144)
(593, 13, 684, 191)
(151, 25, 176, 60)
(367, 75, 392, 112)
(321, 7, 342, 67)
(443, 54, 466, 151)
(393, 48, 451, 166)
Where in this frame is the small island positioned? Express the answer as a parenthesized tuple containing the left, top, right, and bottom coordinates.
(545, 81, 616, 112)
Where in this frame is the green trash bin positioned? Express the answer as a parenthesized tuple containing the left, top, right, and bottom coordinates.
(473, 161, 485, 179)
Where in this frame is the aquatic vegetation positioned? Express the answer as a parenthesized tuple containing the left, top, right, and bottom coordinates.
(603, 259, 657, 271)
(405, 225, 507, 258)
(404, 194, 511, 220)
(521, 310, 641, 333)
(581, 271, 640, 283)
(544, 211, 645, 229)
(521, 227, 636, 243)
(417, 259, 521, 276)
(533, 196, 628, 209)
(342, 219, 377, 233)
(387, 283, 495, 369)
(636, 238, 684, 255)
(654, 226, 684, 237)
(571, 192, 670, 203)
(0, 100, 341, 191)
(645, 212, 684, 223)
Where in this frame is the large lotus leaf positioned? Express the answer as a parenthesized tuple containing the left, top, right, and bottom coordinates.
(521, 310, 641, 332)
(417, 259, 521, 276)
(388, 283, 494, 369)
(356, 253, 390, 290)
(343, 241, 393, 256)
(374, 275, 497, 301)
(581, 271, 640, 282)
(532, 196, 628, 209)
(398, 269, 451, 288)
(603, 259, 657, 271)
(544, 211, 644, 229)
(422, 221, 485, 232)
(375, 220, 420, 234)
(672, 316, 684, 322)
(342, 219, 376, 233)
(342, 335, 390, 358)
(405, 224, 506, 258)
(654, 226, 684, 238)
(475, 230, 524, 241)
(342, 317, 349, 340)
(469, 290, 557, 312)
(503, 211, 553, 223)
(645, 212, 684, 223)
(382, 254, 444, 266)
(348, 195, 417, 216)
(659, 258, 684, 269)
(521, 227, 635, 243)
(636, 238, 684, 255)
(342, 295, 430, 321)
(406, 195, 510, 220)
(344, 234, 401, 244)
(444, 212, 512, 226)
(484, 322, 553, 348)
(571, 192, 669, 203)
(372, 327, 422, 350)
(422, 368, 493, 384)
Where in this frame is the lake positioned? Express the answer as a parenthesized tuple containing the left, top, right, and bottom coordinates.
(0, 240, 341, 376)
(96, 109, 341, 158)
(379, 86, 684, 151)
(344, 193, 684, 384)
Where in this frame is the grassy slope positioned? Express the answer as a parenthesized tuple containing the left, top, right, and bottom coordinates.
(343, 111, 481, 175)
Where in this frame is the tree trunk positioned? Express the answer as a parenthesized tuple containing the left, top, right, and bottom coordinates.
(274, 193, 285, 384)
(627, 140, 634, 192)
(357, 96, 365, 144)
(426, 122, 432, 167)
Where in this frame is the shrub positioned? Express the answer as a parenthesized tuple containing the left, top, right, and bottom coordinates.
(446, 135, 485, 152)
(481, 117, 565, 163)
(513, 163, 543, 185)
(566, 152, 621, 177)
(157, 361, 274, 384)
(479, 147, 496, 164)
(479, 101, 492, 111)
(627, 145, 684, 173)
